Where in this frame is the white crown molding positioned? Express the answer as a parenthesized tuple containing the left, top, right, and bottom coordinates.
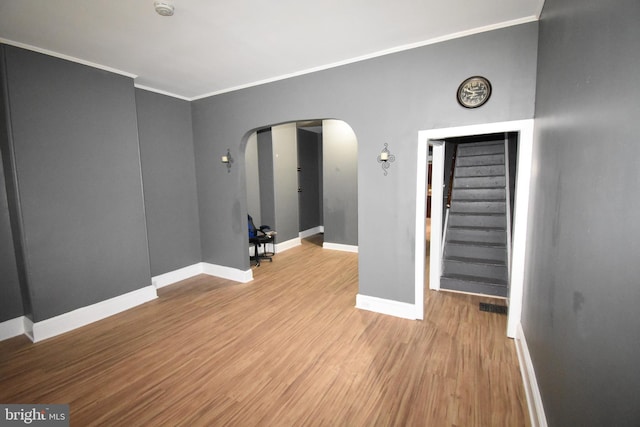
(189, 16, 538, 101)
(0, 38, 137, 78)
(3, 16, 538, 101)
(134, 84, 191, 101)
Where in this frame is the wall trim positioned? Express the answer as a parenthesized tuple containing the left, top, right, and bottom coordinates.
(0, 316, 26, 341)
(275, 237, 302, 253)
(190, 16, 538, 101)
(134, 84, 191, 101)
(323, 242, 359, 253)
(515, 323, 548, 427)
(249, 237, 301, 257)
(152, 263, 204, 289)
(355, 294, 417, 320)
(3, 17, 540, 102)
(4, 262, 255, 343)
(0, 38, 137, 78)
(28, 285, 158, 343)
(201, 262, 253, 283)
(158, 262, 254, 285)
(299, 226, 323, 239)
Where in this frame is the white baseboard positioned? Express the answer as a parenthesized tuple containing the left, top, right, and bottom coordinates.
(0, 316, 26, 341)
(355, 294, 417, 320)
(152, 263, 204, 289)
(299, 226, 323, 239)
(202, 262, 253, 283)
(515, 323, 548, 427)
(4, 262, 254, 343)
(249, 237, 301, 257)
(323, 242, 358, 253)
(157, 262, 254, 285)
(275, 237, 302, 253)
(29, 285, 158, 343)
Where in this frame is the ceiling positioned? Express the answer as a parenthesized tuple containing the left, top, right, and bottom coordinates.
(0, 0, 544, 100)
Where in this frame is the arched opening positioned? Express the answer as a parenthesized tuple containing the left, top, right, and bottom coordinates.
(243, 119, 359, 266)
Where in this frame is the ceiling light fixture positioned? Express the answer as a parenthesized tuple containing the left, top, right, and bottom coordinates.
(154, 1, 175, 16)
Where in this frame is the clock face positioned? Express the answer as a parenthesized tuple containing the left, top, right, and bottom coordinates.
(457, 76, 492, 108)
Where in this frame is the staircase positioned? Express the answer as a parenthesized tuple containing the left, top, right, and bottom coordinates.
(441, 141, 509, 297)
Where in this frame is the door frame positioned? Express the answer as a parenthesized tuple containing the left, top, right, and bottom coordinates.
(414, 119, 534, 337)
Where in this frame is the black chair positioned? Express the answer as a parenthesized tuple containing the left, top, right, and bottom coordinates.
(248, 215, 275, 266)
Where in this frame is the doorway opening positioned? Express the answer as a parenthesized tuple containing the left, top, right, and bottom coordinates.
(244, 119, 358, 264)
(414, 120, 534, 337)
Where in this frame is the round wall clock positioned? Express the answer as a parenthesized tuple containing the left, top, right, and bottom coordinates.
(457, 76, 492, 108)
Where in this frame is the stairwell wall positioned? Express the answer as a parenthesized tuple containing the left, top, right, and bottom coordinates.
(523, 0, 640, 425)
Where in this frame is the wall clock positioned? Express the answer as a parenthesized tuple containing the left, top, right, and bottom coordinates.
(457, 76, 492, 108)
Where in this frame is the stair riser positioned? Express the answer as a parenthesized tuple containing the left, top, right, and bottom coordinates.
(454, 176, 506, 188)
(444, 244, 506, 262)
(440, 277, 508, 297)
(450, 201, 506, 213)
(456, 154, 504, 167)
(451, 188, 505, 201)
(455, 165, 506, 177)
(446, 228, 506, 244)
(448, 214, 506, 228)
(457, 144, 504, 156)
(443, 260, 507, 281)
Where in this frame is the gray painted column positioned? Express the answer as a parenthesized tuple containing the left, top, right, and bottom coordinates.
(271, 123, 299, 242)
(322, 120, 358, 246)
(136, 89, 201, 277)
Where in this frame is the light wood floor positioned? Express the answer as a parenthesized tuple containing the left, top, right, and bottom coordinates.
(0, 235, 529, 426)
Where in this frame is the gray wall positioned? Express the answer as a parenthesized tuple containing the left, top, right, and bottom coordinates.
(2, 45, 151, 322)
(191, 22, 538, 302)
(257, 130, 275, 228)
(322, 119, 358, 246)
(0, 47, 31, 320)
(0, 48, 23, 322)
(244, 132, 261, 226)
(0, 149, 22, 322)
(272, 123, 300, 242)
(297, 128, 322, 232)
(135, 89, 201, 277)
(523, 0, 640, 426)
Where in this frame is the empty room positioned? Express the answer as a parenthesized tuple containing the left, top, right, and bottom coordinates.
(1, 1, 639, 426)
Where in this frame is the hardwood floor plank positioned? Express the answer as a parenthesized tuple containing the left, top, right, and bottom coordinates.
(0, 234, 529, 426)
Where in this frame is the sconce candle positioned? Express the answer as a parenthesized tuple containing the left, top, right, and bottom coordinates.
(377, 143, 395, 176)
(221, 149, 233, 172)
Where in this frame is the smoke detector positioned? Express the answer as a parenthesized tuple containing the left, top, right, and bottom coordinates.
(154, 1, 174, 16)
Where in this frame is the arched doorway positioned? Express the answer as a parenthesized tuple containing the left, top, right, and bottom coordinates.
(243, 119, 358, 264)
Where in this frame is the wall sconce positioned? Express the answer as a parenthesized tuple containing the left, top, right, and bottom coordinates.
(377, 143, 395, 176)
(221, 148, 233, 173)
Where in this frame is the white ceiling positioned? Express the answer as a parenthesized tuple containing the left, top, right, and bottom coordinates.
(0, 0, 544, 100)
